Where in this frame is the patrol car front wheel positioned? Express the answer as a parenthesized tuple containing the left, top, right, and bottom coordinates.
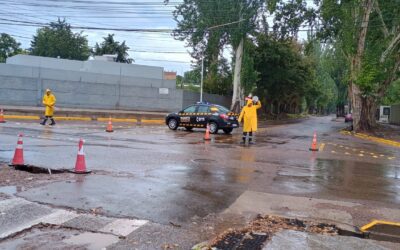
(168, 118, 179, 130)
(209, 122, 218, 134)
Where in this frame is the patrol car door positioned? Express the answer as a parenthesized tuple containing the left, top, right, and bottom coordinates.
(196, 105, 210, 128)
(179, 105, 197, 127)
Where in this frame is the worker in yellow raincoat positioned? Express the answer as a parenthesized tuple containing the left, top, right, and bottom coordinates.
(238, 97, 261, 144)
(40, 89, 57, 125)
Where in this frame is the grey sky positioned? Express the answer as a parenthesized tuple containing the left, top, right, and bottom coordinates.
(0, 0, 193, 74)
(0, 0, 315, 75)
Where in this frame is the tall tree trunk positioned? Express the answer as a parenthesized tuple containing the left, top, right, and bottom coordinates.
(351, 0, 374, 131)
(231, 38, 244, 112)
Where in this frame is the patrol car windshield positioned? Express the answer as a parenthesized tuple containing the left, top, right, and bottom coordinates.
(183, 106, 196, 113)
(211, 105, 230, 113)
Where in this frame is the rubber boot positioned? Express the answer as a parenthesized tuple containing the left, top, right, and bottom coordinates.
(49, 118, 56, 126)
(40, 117, 48, 125)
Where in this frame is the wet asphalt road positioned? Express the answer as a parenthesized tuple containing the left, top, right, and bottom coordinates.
(0, 116, 399, 225)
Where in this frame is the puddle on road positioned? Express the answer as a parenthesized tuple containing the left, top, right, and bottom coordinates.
(0, 226, 119, 250)
(0, 185, 17, 196)
(274, 159, 400, 203)
(63, 232, 120, 250)
(18, 164, 254, 224)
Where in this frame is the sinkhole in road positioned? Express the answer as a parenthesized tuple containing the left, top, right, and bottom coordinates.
(12, 165, 66, 174)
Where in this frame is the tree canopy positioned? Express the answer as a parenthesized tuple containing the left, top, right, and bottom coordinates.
(317, 0, 400, 130)
(0, 33, 23, 63)
(92, 34, 133, 64)
(31, 19, 90, 61)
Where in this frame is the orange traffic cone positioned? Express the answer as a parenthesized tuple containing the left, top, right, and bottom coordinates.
(204, 123, 211, 141)
(309, 131, 319, 151)
(0, 109, 5, 123)
(71, 139, 91, 174)
(106, 117, 114, 132)
(11, 134, 25, 166)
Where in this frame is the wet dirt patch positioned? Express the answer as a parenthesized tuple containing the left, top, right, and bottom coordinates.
(208, 215, 338, 250)
(290, 135, 309, 140)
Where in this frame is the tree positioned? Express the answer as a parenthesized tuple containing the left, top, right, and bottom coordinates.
(31, 19, 90, 60)
(0, 33, 23, 63)
(92, 34, 133, 63)
(254, 34, 315, 114)
(170, 0, 264, 111)
(318, 0, 400, 131)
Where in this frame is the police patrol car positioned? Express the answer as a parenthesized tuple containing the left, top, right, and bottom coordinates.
(165, 102, 239, 134)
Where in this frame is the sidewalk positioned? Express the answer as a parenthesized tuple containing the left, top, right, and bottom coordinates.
(0, 105, 167, 124)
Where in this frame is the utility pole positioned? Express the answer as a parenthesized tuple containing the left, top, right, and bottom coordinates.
(200, 54, 204, 103)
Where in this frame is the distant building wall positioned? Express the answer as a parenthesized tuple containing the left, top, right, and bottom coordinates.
(390, 104, 400, 125)
(164, 71, 177, 80)
(0, 62, 181, 112)
(0, 55, 232, 112)
(182, 91, 232, 109)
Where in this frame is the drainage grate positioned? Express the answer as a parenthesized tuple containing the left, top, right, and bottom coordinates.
(211, 231, 268, 250)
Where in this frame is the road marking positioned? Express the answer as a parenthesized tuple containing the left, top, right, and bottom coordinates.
(319, 143, 325, 152)
(97, 118, 137, 123)
(99, 218, 148, 236)
(359, 154, 364, 157)
(141, 119, 164, 124)
(373, 155, 378, 158)
(345, 152, 350, 155)
(4, 115, 40, 120)
(340, 130, 400, 148)
(0, 203, 78, 239)
(54, 116, 91, 121)
(331, 150, 336, 154)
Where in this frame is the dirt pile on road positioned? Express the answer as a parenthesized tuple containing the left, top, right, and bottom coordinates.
(208, 215, 338, 250)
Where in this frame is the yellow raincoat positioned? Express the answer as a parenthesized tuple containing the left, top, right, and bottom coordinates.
(42, 92, 56, 116)
(238, 99, 262, 132)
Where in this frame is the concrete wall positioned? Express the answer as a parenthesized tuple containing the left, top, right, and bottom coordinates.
(182, 91, 232, 109)
(1, 55, 231, 112)
(7, 55, 164, 79)
(390, 104, 400, 125)
(0, 63, 182, 112)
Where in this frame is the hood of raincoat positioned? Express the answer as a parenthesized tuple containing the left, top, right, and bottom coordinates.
(246, 99, 253, 107)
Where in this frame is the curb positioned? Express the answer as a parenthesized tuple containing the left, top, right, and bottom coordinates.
(3, 115, 165, 125)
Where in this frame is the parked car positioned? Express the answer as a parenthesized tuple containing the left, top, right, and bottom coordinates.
(345, 113, 353, 123)
(165, 103, 239, 134)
